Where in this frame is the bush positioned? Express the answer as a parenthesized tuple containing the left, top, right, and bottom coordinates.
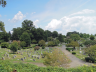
(72, 52, 76, 54)
(42, 46, 45, 49)
(1, 42, 9, 48)
(32, 39, 37, 44)
(20, 41, 26, 48)
(34, 46, 40, 50)
(66, 48, 74, 51)
(85, 57, 96, 63)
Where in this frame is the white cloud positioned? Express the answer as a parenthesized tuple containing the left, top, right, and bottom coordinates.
(69, 9, 95, 16)
(34, 19, 39, 28)
(45, 19, 62, 31)
(8, 11, 26, 23)
(45, 9, 96, 35)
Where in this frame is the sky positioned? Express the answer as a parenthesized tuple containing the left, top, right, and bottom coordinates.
(0, 0, 96, 35)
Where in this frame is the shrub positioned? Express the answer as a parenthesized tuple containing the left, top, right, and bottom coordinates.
(85, 57, 96, 63)
(10, 42, 18, 53)
(34, 46, 40, 50)
(72, 52, 76, 54)
(66, 48, 74, 51)
(32, 39, 37, 44)
(42, 46, 45, 49)
(38, 40, 45, 46)
(1, 42, 9, 48)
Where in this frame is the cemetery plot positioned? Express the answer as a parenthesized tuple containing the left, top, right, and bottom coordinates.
(0, 47, 54, 63)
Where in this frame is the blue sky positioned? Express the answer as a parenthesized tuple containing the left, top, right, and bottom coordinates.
(0, 0, 96, 35)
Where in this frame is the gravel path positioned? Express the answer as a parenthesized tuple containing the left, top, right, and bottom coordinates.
(56, 45, 94, 68)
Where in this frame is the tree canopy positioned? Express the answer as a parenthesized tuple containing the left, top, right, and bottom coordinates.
(0, 0, 7, 7)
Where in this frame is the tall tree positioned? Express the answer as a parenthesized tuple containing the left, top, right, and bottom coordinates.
(22, 19, 35, 32)
(52, 31, 58, 38)
(70, 34, 80, 41)
(0, 0, 7, 7)
(20, 32, 31, 47)
(0, 21, 6, 33)
(58, 34, 64, 43)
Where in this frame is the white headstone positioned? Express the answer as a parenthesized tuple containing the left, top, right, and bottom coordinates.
(80, 47, 81, 50)
(80, 51, 82, 54)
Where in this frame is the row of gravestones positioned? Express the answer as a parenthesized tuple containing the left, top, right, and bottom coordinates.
(20, 55, 40, 61)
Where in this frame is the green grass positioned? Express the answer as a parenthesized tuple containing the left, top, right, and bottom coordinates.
(0, 60, 96, 72)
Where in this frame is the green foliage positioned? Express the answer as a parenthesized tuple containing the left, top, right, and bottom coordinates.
(0, 0, 7, 7)
(0, 21, 6, 32)
(1, 42, 9, 48)
(52, 31, 58, 38)
(66, 41, 79, 49)
(10, 42, 18, 53)
(47, 41, 54, 47)
(23, 47, 30, 49)
(34, 46, 40, 50)
(20, 41, 26, 48)
(84, 45, 96, 60)
(38, 40, 45, 46)
(48, 37, 54, 41)
(84, 40, 96, 46)
(58, 34, 64, 42)
(31, 39, 37, 44)
(85, 57, 96, 63)
(42, 46, 45, 49)
(72, 52, 76, 54)
(66, 48, 74, 51)
(43, 48, 71, 67)
(70, 34, 80, 41)
(90, 35, 95, 40)
(20, 32, 31, 47)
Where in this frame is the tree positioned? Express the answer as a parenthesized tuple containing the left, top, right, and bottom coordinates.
(0, 0, 7, 7)
(52, 31, 58, 38)
(90, 35, 95, 40)
(66, 41, 79, 49)
(20, 32, 31, 47)
(58, 34, 64, 43)
(22, 19, 35, 31)
(38, 40, 45, 46)
(70, 34, 80, 41)
(43, 48, 71, 67)
(84, 45, 96, 60)
(10, 41, 18, 53)
(20, 41, 26, 48)
(11, 27, 23, 40)
(0, 21, 6, 32)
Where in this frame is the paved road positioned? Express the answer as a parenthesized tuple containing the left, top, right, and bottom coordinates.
(55, 45, 94, 68)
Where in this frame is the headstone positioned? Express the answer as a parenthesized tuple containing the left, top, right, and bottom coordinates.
(33, 59, 35, 61)
(2, 57, 5, 60)
(34, 56, 36, 58)
(14, 55, 16, 57)
(21, 58, 24, 61)
(80, 51, 82, 54)
(21, 53, 23, 55)
(24, 57, 26, 59)
(13, 56, 15, 59)
(32, 55, 33, 58)
(7, 54, 9, 57)
(70, 50, 72, 52)
(80, 47, 81, 50)
(28, 55, 30, 57)
(4, 54, 6, 56)
(37, 57, 39, 59)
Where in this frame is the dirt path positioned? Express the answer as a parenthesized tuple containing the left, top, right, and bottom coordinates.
(56, 45, 94, 68)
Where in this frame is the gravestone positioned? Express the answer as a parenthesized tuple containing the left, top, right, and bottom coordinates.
(32, 55, 33, 58)
(21, 53, 23, 55)
(13, 56, 15, 59)
(2, 57, 5, 60)
(80, 51, 82, 54)
(28, 55, 30, 57)
(37, 57, 39, 59)
(70, 50, 72, 52)
(33, 59, 35, 61)
(4, 54, 6, 56)
(21, 58, 24, 61)
(24, 57, 26, 59)
(7, 54, 9, 57)
(34, 56, 36, 58)
(80, 47, 81, 50)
